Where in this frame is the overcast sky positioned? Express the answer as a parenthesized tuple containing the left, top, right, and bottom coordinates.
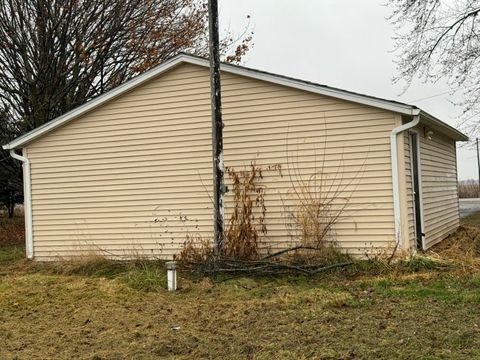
(219, 0, 478, 180)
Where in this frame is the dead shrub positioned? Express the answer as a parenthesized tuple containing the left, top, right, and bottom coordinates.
(177, 161, 357, 276)
(283, 136, 363, 251)
(178, 162, 281, 265)
(287, 172, 350, 248)
(222, 163, 278, 260)
(176, 234, 214, 263)
(178, 130, 367, 276)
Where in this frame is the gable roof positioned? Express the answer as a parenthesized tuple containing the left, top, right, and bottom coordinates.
(3, 53, 468, 150)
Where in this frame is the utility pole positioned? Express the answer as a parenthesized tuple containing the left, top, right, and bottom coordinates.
(477, 138, 480, 197)
(208, 0, 225, 255)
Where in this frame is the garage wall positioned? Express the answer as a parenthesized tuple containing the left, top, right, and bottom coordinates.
(221, 77, 399, 255)
(25, 63, 398, 260)
(418, 127, 460, 248)
(26, 64, 214, 260)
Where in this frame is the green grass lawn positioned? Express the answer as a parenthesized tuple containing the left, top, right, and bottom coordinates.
(1, 218, 480, 359)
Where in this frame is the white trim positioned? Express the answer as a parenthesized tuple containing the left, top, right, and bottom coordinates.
(9, 149, 33, 259)
(390, 114, 420, 249)
(420, 111, 468, 142)
(199, 59, 420, 116)
(3, 53, 453, 150)
(408, 129, 425, 251)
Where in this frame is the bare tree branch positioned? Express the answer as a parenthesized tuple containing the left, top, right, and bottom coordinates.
(388, 0, 480, 136)
(0, 0, 253, 213)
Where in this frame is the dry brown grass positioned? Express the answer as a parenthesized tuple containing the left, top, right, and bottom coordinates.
(0, 216, 24, 246)
(2, 244, 480, 359)
(2, 212, 480, 357)
(458, 180, 480, 198)
(176, 234, 213, 263)
(429, 224, 480, 272)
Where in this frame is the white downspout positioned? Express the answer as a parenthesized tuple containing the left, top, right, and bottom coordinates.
(390, 113, 420, 249)
(9, 149, 33, 259)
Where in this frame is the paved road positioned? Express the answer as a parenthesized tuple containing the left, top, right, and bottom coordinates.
(459, 198, 480, 218)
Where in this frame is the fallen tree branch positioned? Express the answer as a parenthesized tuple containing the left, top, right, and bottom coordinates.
(260, 246, 321, 261)
(182, 256, 354, 276)
(309, 262, 354, 274)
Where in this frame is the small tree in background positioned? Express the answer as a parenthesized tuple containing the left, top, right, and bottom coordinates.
(0, 110, 22, 218)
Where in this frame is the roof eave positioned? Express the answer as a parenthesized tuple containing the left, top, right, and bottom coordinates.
(420, 110, 469, 141)
(2, 53, 467, 149)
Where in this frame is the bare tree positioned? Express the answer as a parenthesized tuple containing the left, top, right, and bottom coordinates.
(389, 0, 480, 134)
(0, 0, 252, 212)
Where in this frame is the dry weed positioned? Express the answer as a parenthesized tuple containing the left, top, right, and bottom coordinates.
(223, 163, 274, 260)
(428, 225, 480, 271)
(176, 234, 213, 263)
(0, 217, 24, 246)
(458, 180, 480, 198)
(284, 133, 364, 250)
(179, 162, 281, 264)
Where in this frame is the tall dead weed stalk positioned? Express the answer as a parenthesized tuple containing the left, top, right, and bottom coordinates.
(222, 163, 272, 260)
(178, 162, 281, 263)
(283, 132, 365, 251)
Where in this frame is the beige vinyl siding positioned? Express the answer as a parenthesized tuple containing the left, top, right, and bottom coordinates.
(26, 63, 398, 260)
(27, 64, 214, 260)
(220, 72, 398, 255)
(418, 128, 460, 248)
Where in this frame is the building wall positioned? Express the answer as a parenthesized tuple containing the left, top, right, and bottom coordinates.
(403, 125, 460, 250)
(26, 64, 214, 260)
(418, 127, 460, 248)
(25, 63, 398, 260)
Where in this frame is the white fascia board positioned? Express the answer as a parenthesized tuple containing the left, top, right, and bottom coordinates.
(2, 53, 432, 150)
(182, 57, 420, 116)
(419, 111, 469, 141)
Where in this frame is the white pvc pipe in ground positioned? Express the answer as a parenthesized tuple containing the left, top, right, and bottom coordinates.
(166, 261, 177, 291)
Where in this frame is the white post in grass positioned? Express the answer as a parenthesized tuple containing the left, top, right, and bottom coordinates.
(166, 261, 177, 291)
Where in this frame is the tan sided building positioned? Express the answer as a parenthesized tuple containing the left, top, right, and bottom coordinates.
(3, 53, 468, 261)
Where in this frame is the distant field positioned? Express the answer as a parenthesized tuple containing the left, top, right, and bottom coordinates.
(459, 180, 480, 198)
(1, 216, 480, 359)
